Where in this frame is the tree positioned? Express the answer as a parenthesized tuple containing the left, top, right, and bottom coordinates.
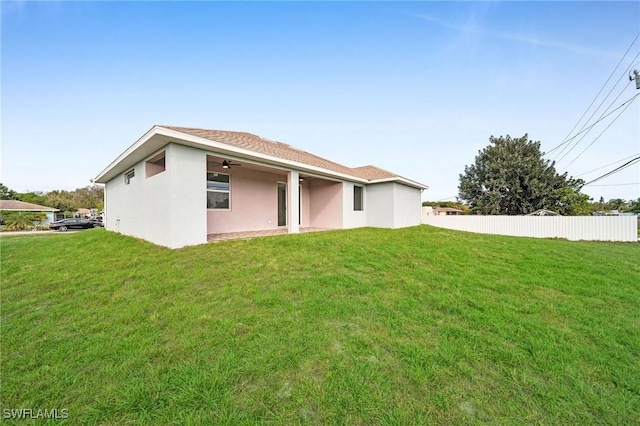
(0, 183, 18, 200)
(603, 198, 627, 211)
(458, 134, 589, 215)
(555, 178, 591, 216)
(17, 191, 47, 206)
(626, 198, 640, 213)
(422, 201, 470, 214)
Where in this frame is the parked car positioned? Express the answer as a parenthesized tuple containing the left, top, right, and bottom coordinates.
(89, 218, 104, 227)
(49, 218, 98, 231)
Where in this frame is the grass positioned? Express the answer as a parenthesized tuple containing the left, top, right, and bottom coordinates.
(1, 227, 639, 424)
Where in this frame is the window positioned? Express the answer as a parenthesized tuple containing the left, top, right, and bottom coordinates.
(145, 151, 166, 178)
(207, 172, 230, 209)
(354, 186, 363, 211)
(125, 169, 135, 185)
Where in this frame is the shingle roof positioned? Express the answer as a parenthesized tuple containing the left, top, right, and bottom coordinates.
(160, 126, 401, 181)
(351, 165, 398, 180)
(0, 200, 58, 211)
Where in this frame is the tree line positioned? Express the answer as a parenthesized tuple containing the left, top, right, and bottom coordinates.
(0, 183, 104, 214)
(424, 198, 640, 215)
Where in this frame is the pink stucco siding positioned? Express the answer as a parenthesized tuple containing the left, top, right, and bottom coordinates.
(207, 166, 343, 234)
(207, 167, 285, 234)
(309, 179, 343, 229)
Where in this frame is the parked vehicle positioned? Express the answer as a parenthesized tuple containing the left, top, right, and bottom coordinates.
(89, 218, 104, 227)
(49, 218, 97, 231)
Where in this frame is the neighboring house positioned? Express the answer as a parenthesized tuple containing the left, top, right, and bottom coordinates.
(435, 207, 463, 216)
(76, 208, 92, 218)
(94, 125, 429, 248)
(422, 206, 435, 217)
(0, 200, 59, 224)
(595, 210, 639, 217)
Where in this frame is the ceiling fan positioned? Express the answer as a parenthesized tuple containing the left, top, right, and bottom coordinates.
(210, 160, 241, 169)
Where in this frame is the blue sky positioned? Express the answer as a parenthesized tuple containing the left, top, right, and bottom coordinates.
(2, 1, 639, 202)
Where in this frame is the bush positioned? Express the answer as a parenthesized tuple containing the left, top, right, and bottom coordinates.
(0, 211, 47, 231)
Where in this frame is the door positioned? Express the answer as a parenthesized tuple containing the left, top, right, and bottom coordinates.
(277, 183, 287, 226)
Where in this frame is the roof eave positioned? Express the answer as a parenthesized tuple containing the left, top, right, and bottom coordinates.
(94, 125, 161, 183)
(369, 176, 429, 190)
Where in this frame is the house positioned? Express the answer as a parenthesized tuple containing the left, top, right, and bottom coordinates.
(75, 208, 92, 218)
(435, 207, 463, 216)
(94, 125, 429, 249)
(422, 206, 435, 217)
(0, 200, 59, 224)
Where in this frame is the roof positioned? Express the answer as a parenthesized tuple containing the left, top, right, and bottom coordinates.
(350, 165, 398, 180)
(163, 126, 361, 178)
(436, 207, 463, 212)
(0, 200, 58, 211)
(94, 125, 428, 189)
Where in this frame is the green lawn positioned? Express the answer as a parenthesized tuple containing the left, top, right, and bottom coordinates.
(1, 227, 639, 424)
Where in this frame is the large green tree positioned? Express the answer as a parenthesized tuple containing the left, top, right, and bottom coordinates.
(458, 134, 589, 215)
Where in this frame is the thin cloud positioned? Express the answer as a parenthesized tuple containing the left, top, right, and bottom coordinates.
(413, 12, 621, 60)
(497, 32, 620, 59)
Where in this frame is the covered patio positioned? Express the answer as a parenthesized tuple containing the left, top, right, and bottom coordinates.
(207, 227, 332, 242)
(206, 154, 344, 237)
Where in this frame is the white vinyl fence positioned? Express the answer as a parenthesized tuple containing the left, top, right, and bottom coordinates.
(422, 215, 638, 242)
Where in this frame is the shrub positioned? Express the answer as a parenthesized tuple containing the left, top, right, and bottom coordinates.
(0, 211, 47, 231)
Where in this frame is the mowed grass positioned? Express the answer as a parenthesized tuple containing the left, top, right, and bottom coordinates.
(1, 227, 639, 424)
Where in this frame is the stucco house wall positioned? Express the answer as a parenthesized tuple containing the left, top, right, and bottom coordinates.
(105, 144, 207, 248)
(392, 182, 422, 228)
(366, 182, 395, 228)
(342, 181, 367, 229)
(207, 168, 315, 234)
(309, 179, 343, 229)
(207, 167, 284, 234)
(365, 182, 422, 228)
(105, 153, 172, 247)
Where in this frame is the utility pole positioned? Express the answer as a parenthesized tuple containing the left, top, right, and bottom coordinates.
(630, 69, 640, 90)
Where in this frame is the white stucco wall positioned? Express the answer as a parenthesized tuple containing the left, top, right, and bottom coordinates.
(366, 182, 394, 228)
(105, 143, 207, 248)
(392, 183, 422, 228)
(342, 181, 367, 229)
(364, 182, 422, 228)
(167, 144, 208, 248)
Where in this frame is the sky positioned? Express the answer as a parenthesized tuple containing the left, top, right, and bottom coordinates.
(2, 1, 639, 203)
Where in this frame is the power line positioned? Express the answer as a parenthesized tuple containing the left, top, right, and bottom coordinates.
(587, 182, 639, 186)
(546, 95, 640, 155)
(552, 47, 640, 160)
(582, 156, 640, 186)
(560, 94, 640, 171)
(575, 152, 640, 176)
(556, 80, 635, 165)
(549, 32, 640, 159)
